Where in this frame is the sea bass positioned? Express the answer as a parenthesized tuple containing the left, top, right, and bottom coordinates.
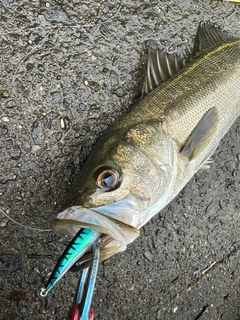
(53, 23, 240, 265)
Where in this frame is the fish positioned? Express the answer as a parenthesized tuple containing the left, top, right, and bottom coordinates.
(52, 22, 240, 267)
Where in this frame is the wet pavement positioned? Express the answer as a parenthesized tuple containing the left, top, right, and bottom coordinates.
(0, 1, 240, 319)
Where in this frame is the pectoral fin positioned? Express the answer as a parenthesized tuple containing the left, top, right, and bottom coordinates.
(180, 107, 219, 161)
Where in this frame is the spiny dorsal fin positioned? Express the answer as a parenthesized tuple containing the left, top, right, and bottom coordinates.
(141, 22, 235, 98)
(196, 22, 234, 53)
(141, 48, 187, 97)
(181, 107, 219, 161)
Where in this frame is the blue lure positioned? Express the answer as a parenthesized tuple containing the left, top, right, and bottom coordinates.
(40, 228, 101, 296)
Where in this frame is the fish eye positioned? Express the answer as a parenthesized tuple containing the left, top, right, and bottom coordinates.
(94, 168, 119, 189)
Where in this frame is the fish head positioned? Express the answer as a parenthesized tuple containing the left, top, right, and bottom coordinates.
(54, 121, 178, 260)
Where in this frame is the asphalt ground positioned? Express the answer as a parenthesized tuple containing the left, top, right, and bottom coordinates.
(0, 1, 240, 319)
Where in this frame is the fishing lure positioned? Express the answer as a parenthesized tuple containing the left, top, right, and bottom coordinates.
(40, 228, 101, 296)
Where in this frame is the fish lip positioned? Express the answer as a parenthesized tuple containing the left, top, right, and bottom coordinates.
(53, 205, 140, 268)
(53, 205, 140, 247)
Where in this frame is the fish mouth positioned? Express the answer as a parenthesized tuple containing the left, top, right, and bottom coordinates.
(52, 205, 140, 267)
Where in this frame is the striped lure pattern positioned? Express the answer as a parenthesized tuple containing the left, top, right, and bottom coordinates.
(40, 228, 101, 296)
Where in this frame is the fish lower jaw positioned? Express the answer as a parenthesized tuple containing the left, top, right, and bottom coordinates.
(72, 235, 126, 270)
(54, 205, 140, 266)
(99, 234, 127, 259)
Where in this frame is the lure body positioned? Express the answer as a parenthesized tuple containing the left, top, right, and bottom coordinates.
(41, 228, 100, 296)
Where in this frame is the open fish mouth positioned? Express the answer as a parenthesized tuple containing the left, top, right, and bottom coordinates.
(52, 205, 140, 266)
(40, 206, 140, 295)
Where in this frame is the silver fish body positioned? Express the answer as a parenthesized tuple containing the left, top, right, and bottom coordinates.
(53, 23, 240, 263)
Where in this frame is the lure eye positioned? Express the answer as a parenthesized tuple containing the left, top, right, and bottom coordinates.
(96, 169, 119, 189)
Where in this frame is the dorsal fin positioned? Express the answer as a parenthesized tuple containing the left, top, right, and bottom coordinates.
(141, 22, 235, 98)
(196, 22, 234, 53)
(141, 48, 187, 97)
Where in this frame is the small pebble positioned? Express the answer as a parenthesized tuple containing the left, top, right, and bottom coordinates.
(15, 192, 22, 201)
(1, 90, 9, 98)
(2, 117, 10, 122)
(88, 110, 99, 119)
(55, 132, 62, 141)
(172, 306, 178, 313)
(218, 151, 227, 160)
(6, 100, 17, 108)
(0, 217, 9, 227)
(143, 250, 153, 261)
(10, 147, 21, 160)
(60, 117, 66, 129)
(206, 200, 219, 215)
(51, 91, 62, 104)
